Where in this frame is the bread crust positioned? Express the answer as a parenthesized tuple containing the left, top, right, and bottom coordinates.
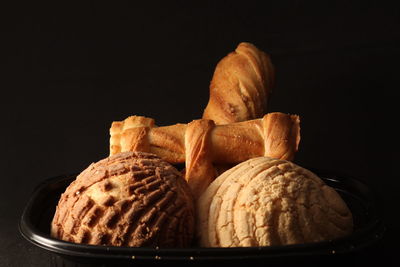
(109, 113, 300, 198)
(51, 151, 195, 247)
(197, 157, 353, 247)
(203, 42, 274, 124)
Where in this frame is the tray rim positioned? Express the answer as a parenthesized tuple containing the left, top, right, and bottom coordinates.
(19, 172, 385, 261)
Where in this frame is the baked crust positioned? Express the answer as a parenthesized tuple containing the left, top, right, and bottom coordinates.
(109, 112, 300, 198)
(51, 151, 195, 247)
(203, 42, 274, 124)
(197, 157, 353, 247)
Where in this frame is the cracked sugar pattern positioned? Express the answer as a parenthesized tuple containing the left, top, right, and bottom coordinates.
(51, 151, 195, 248)
(197, 157, 353, 247)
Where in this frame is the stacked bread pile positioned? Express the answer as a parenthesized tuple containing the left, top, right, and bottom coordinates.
(51, 43, 353, 248)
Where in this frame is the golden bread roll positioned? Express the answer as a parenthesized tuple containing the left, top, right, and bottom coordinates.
(203, 42, 274, 124)
(197, 157, 353, 247)
(51, 151, 195, 247)
(109, 112, 300, 198)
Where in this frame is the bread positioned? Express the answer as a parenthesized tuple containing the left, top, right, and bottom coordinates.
(202, 43, 275, 176)
(109, 112, 300, 198)
(203, 42, 274, 124)
(197, 157, 353, 247)
(51, 151, 195, 247)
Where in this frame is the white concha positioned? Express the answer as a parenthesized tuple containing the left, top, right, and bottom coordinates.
(197, 157, 353, 247)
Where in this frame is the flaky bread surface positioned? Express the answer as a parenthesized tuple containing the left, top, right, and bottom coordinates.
(203, 42, 274, 124)
(109, 113, 300, 198)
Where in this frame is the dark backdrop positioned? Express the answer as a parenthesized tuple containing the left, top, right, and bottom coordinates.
(1, 1, 398, 266)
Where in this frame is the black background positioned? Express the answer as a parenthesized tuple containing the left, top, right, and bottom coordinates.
(1, 1, 398, 266)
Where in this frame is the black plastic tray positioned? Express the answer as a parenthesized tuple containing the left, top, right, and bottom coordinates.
(19, 171, 385, 266)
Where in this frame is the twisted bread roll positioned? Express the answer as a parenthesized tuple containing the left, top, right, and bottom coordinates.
(202, 42, 275, 176)
(203, 42, 274, 124)
(110, 112, 300, 198)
